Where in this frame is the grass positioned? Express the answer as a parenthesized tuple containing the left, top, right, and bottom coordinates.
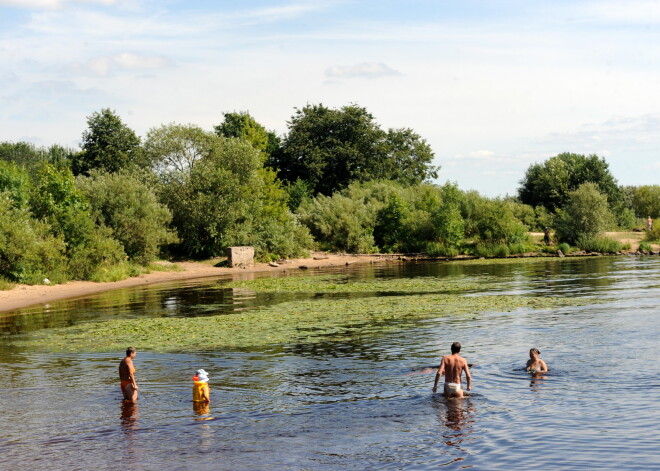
(89, 261, 183, 282)
(0, 277, 15, 290)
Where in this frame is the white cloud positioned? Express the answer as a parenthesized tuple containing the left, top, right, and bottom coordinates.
(325, 62, 401, 80)
(572, 0, 660, 25)
(73, 52, 172, 76)
(0, 0, 118, 9)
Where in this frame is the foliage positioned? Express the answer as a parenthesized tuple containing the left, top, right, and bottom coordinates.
(554, 182, 614, 245)
(10, 273, 595, 353)
(28, 163, 127, 278)
(0, 160, 31, 208)
(214, 111, 280, 156)
(155, 126, 311, 259)
(575, 236, 622, 253)
(629, 185, 660, 218)
(644, 226, 660, 242)
(284, 178, 313, 212)
(471, 199, 528, 244)
(638, 241, 653, 252)
(518, 153, 620, 212)
(557, 242, 572, 254)
(0, 193, 68, 283)
(433, 183, 465, 247)
(272, 103, 438, 195)
(76, 171, 178, 263)
(145, 123, 221, 178)
(298, 191, 378, 253)
(373, 194, 406, 252)
(72, 108, 144, 175)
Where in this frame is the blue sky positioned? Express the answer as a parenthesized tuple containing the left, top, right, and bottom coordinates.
(1, 0, 659, 196)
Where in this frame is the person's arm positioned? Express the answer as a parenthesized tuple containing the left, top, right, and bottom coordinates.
(539, 359, 548, 372)
(202, 385, 210, 403)
(433, 359, 445, 393)
(464, 361, 472, 391)
(127, 359, 138, 390)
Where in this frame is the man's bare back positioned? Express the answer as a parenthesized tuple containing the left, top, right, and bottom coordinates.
(433, 342, 472, 398)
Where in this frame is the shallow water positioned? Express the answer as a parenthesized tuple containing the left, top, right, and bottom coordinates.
(1, 256, 660, 469)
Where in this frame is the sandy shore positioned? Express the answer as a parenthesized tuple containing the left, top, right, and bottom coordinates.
(0, 252, 383, 314)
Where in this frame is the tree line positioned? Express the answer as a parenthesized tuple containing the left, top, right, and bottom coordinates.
(0, 105, 658, 285)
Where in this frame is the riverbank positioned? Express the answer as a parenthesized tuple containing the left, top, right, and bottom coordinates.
(1, 231, 657, 314)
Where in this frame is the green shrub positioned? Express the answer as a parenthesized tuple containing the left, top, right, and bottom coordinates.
(77, 171, 178, 264)
(645, 226, 660, 242)
(424, 242, 460, 257)
(89, 262, 141, 282)
(472, 243, 510, 258)
(0, 276, 15, 290)
(66, 225, 127, 279)
(555, 182, 614, 244)
(557, 242, 572, 254)
(575, 235, 622, 253)
(0, 194, 68, 283)
(638, 241, 653, 252)
(621, 242, 631, 251)
(472, 199, 527, 244)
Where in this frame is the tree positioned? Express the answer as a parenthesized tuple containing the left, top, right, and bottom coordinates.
(630, 185, 660, 219)
(272, 103, 438, 195)
(555, 182, 614, 244)
(153, 126, 311, 259)
(518, 153, 620, 211)
(72, 108, 143, 175)
(145, 123, 215, 178)
(214, 111, 280, 156)
(76, 171, 178, 263)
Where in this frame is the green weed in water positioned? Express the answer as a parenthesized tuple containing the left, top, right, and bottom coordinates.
(9, 290, 594, 353)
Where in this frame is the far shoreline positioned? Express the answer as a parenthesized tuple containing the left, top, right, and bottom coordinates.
(1, 234, 657, 314)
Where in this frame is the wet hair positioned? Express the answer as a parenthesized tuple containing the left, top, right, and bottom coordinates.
(126, 347, 136, 356)
(451, 342, 461, 354)
(530, 348, 540, 355)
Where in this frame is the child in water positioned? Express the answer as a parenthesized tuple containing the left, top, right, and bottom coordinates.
(192, 369, 211, 403)
(526, 348, 548, 373)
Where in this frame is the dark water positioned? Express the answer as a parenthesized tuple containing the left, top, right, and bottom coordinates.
(1, 257, 660, 470)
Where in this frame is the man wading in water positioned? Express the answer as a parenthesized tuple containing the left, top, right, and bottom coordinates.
(119, 347, 139, 403)
(433, 342, 472, 398)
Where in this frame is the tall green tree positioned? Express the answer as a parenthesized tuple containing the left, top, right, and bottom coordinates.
(72, 108, 143, 175)
(214, 111, 280, 156)
(518, 153, 620, 211)
(148, 124, 311, 259)
(272, 104, 438, 195)
(630, 185, 660, 218)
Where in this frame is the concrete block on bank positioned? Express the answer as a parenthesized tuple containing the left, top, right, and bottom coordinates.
(227, 246, 254, 268)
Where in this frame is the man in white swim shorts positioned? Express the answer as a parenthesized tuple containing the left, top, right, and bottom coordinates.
(432, 342, 472, 398)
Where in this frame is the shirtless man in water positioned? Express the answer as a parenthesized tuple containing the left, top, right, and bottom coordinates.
(119, 347, 139, 402)
(433, 342, 472, 398)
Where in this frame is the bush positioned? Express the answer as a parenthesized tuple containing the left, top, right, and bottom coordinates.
(557, 242, 572, 254)
(77, 171, 178, 264)
(645, 226, 660, 242)
(472, 199, 527, 244)
(555, 182, 614, 245)
(575, 236, 622, 253)
(424, 242, 460, 257)
(0, 194, 68, 283)
(638, 241, 653, 252)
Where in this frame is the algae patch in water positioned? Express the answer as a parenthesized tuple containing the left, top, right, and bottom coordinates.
(10, 287, 592, 353)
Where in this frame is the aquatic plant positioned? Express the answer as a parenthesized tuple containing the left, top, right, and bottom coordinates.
(9, 270, 597, 353)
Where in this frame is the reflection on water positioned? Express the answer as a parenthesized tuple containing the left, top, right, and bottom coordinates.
(1, 256, 660, 469)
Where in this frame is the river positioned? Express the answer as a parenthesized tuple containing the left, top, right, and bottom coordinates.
(1, 256, 659, 470)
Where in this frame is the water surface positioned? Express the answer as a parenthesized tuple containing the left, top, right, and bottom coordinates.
(1, 256, 659, 469)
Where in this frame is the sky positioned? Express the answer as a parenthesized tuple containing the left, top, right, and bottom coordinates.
(1, 0, 659, 196)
